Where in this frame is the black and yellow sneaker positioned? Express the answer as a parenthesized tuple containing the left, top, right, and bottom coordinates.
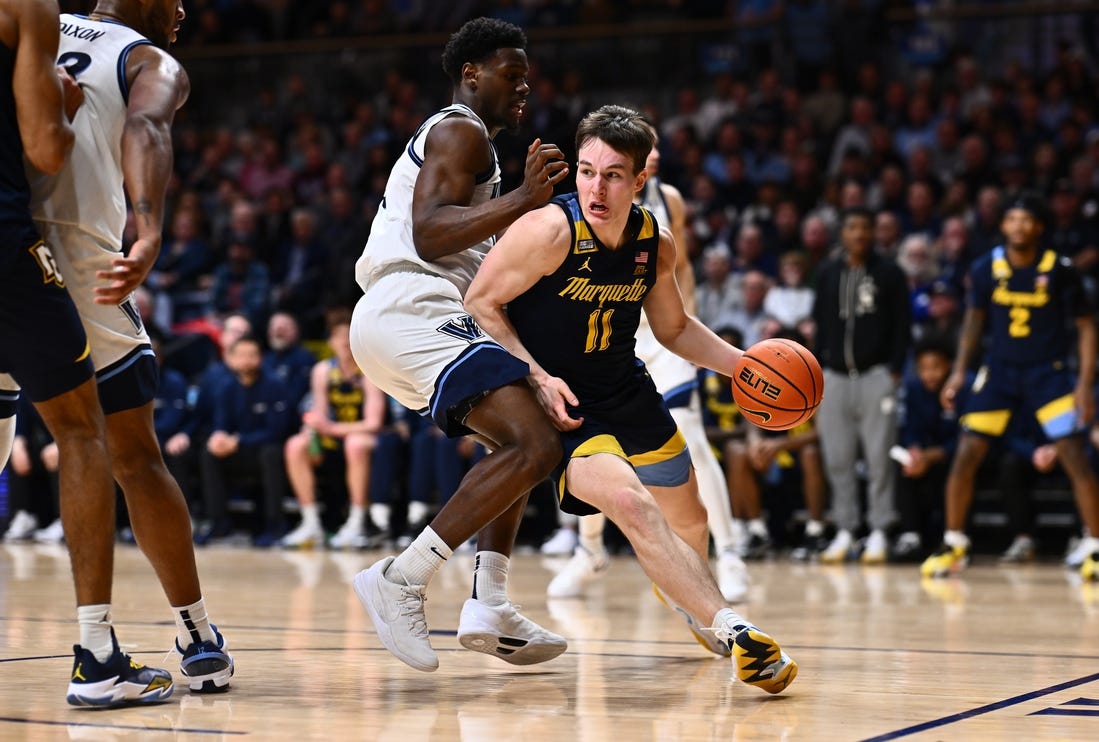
(920, 542, 969, 578)
(717, 621, 798, 694)
(66, 629, 174, 707)
(1081, 552, 1099, 582)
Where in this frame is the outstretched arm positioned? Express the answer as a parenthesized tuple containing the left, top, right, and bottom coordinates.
(464, 206, 579, 430)
(95, 45, 189, 304)
(412, 118, 569, 261)
(646, 229, 743, 376)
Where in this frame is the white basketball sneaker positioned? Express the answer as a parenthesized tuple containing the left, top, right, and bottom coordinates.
(280, 519, 325, 549)
(717, 550, 750, 603)
(540, 527, 579, 556)
(353, 557, 438, 672)
(546, 547, 609, 598)
(457, 599, 568, 665)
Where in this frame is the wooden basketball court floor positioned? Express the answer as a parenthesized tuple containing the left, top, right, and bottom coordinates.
(2, 543, 1098, 741)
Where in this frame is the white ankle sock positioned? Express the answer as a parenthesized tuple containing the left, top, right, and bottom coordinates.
(407, 500, 430, 525)
(346, 505, 365, 528)
(712, 607, 753, 636)
(579, 513, 607, 557)
(944, 530, 970, 549)
(805, 519, 825, 537)
(77, 604, 114, 662)
(370, 503, 391, 530)
(472, 551, 509, 606)
(301, 504, 320, 526)
(172, 597, 217, 648)
(389, 526, 451, 586)
(748, 518, 769, 537)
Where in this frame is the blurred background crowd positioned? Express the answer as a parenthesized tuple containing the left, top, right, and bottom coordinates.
(3, 1, 1098, 563)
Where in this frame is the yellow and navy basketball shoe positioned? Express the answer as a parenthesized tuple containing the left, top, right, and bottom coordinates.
(66, 629, 174, 707)
(920, 543, 969, 578)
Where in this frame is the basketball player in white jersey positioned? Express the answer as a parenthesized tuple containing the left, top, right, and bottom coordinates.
(25, 1, 233, 702)
(547, 130, 749, 603)
(350, 18, 571, 673)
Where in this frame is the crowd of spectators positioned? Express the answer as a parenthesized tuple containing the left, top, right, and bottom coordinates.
(4, 4, 1099, 556)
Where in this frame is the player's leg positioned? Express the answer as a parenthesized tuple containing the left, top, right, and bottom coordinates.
(282, 430, 325, 547)
(920, 432, 990, 577)
(567, 453, 796, 694)
(105, 401, 233, 692)
(1052, 436, 1099, 575)
(3, 242, 173, 707)
(547, 512, 610, 598)
(353, 383, 560, 672)
(726, 438, 771, 558)
(330, 432, 374, 548)
(671, 401, 740, 555)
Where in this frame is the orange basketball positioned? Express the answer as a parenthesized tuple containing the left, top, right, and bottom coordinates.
(731, 338, 824, 431)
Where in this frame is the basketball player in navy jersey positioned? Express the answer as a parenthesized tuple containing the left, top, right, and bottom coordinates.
(350, 18, 570, 673)
(921, 192, 1099, 579)
(466, 105, 796, 693)
(548, 125, 748, 604)
(0, 0, 177, 708)
(25, 1, 233, 699)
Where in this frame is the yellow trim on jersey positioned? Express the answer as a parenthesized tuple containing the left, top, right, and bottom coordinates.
(1037, 249, 1057, 273)
(574, 219, 594, 243)
(628, 430, 687, 467)
(75, 342, 91, 363)
(637, 208, 656, 240)
(1036, 393, 1076, 425)
(960, 409, 1012, 436)
(991, 253, 1011, 280)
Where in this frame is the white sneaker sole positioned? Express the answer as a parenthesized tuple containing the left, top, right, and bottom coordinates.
(457, 601, 567, 666)
(353, 561, 438, 672)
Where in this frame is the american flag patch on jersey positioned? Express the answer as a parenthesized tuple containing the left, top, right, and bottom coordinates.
(636, 252, 649, 263)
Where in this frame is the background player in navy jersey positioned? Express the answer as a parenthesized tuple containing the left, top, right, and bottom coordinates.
(350, 17, 570, 673)
(466, 105, 796, 694)
(922, 192, 1099, 579)
(25, 1, 233, 697)
(0, 0, 178, 708)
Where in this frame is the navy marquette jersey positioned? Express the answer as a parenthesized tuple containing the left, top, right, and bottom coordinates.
(0, 42, 43, 263)
(507, 193, 660, 403)
(968, 246, 1090, 365)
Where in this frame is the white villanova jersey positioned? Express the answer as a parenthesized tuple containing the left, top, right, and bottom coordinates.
(356, 104, 502, 295)
(28, 14, 150, 247)
(635, 176, 697, 399)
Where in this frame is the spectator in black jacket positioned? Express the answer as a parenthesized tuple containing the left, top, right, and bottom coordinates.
(198, 334, 294, 546)
(812, 207, 912, 564)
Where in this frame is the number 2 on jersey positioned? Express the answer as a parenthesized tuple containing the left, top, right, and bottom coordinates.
(585, 308, 614, 352)
(1009, 306, 1031, 337)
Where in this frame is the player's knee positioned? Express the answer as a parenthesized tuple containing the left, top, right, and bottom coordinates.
(514, 429, 562, 481)
(344, 433, 376, 459)
(603, 485, 661, 538)
(285, 433, 307, 459)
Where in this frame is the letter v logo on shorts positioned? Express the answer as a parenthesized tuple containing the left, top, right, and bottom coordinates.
(436, 315, 484, 343)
